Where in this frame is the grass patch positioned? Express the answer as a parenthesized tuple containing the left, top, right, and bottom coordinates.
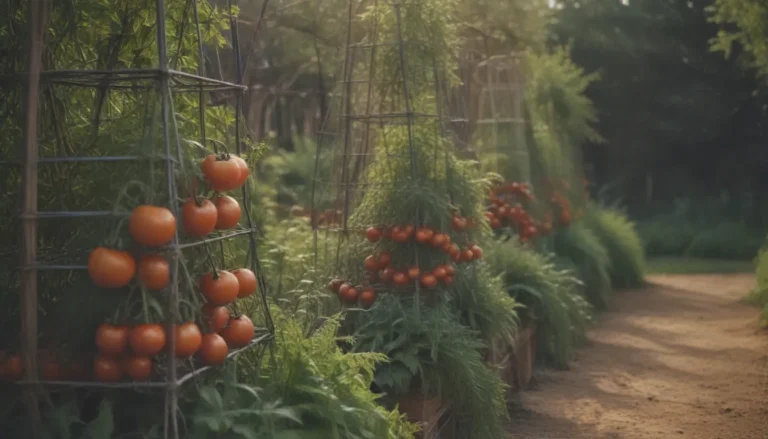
(646, 257, 754, 274)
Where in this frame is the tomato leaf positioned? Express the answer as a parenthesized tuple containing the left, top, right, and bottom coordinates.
(82, 399, 115, 439)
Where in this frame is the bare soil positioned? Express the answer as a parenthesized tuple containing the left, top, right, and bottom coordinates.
(507, 274, 768, 439)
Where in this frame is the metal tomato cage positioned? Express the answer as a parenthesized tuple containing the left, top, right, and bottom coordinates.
(9, 1, 273, 437)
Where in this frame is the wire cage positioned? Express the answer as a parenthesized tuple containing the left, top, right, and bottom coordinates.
(309, 0, 479, 295)
(2, 1, 273, 437)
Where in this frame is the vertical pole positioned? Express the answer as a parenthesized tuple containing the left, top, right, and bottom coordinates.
(155, 0, 180, 437)
(19, 1, 49, 435)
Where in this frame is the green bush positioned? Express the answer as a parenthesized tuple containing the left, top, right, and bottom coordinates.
(553, 223, 612, 310)
(684, 222, 763, 260)
(585, 206, 645, 288)
(485, 239, 592, 369)
(748, 245, 768, 325)
(637, 214, 697, 257)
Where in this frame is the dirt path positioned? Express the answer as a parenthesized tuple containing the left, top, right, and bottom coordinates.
(507, 274, 768, 439)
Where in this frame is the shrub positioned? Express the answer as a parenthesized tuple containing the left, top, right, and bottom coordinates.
(584, 206, 645, 288)
(637, 214, 697, 257)
(748, 245, 768, 325)
(684, 222, 763, 260)
(485, 239, 592, 369)
(553, 223, 612, 310)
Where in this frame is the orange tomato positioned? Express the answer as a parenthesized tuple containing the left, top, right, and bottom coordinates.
(201, 154, 243, 192)
(129, 324, 167, 356)
(93, 355, 123, 382)
(377, 252, 392, 269)
(174, 323, 203, 358)
(214, 195, 241, 229)
(202, 304, 230, 333)
(407, 266, 420, 280)
(393, 272, 409, 286)
(200, 270, 240, 305)
(359, 288, 376, 309)
(232, 268, 257, 298)
(415, 227, 434, 244)
(220, 316, 255, 348)
(200, 333, 229, 366)
(88, 247, 136, 288)
(138, 254, 170, 291)
(420, 274, 437, 289)
(96, 323, 130, 356)
(366, 227, 382, 242)
(129, 205, 177, 247)
(123, 356, 152, 381)
(364, 255, 379, 271)
(182, 198, 218, 237)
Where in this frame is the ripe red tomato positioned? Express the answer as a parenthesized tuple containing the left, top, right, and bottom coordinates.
(123, 356, 152, 381)
(129, 324, 166, 356)
(182, 198, 218, 237)
(366, 227, 382, 242)
(430, 233, 447, 248)
(129, 205, 177, 247)
(88, 247, 136, 288)
(96, 324, 130, 356)
(220, 315, 255, 348)
(432, 265, 447, 280)
(232, 268, 257, 298)
(391, 227, 409, 243)
(200, 333, 229, 366)
(338, 284, 359, 303)
(451, 215, 467, 231)
(408, 266, 420, 280)
(445, 264, 456, 277)
(443, 276, 455, 286)
(490, 218, 502, 229)
(230, 155, 250, 187)
(328, 278, 344, 293)
(202, 303, 230, 333)
(393, 272, 409, 286)
(415, 227, 434, 244)
(380, 267, 395, 282)
(359, 288, 376, 309)
(201, 154, 243, 192)
(462, 249, 475, 262)
(471, 245, 483, 260)
(174, 323, 202, 358)
(138, 254, 170, 291)
(377, 252, 392, 269)
(364, 255, 379, 271)
(214, 195, 241, 229)
(0, 354, 23, 381)
(93, 355, 123, 382)
(403, 225, 415, 239)
(420, 274, 438, 288)
(200, 270, 240, 305)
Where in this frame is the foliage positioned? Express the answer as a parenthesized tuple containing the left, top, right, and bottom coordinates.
(584, 205, 645, 288)
(637, 210, 762, 260)
(553, 223, 612, 310)
(349, 297, 508, 439)
(709, 0, 768, 82)
(748, 245, 768, 325)
(484, 239, 591, 369)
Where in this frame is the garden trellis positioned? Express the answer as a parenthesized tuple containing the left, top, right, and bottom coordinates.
(2, 1, 273, 437)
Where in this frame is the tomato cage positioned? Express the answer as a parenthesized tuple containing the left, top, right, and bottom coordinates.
(1, 1, 273, 437)
(305, 0, 481, 436)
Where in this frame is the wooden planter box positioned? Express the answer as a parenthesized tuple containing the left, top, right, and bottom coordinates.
(487, 323, 538, 396)
(397, 390, 456, 439)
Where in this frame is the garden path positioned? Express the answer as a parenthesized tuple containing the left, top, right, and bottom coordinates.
(506, 274, 768, 439)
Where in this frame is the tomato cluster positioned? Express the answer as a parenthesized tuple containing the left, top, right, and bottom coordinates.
(550, 192, 572, 227)
(486, 182, 543, 242)
(67, 154, 257, 383)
